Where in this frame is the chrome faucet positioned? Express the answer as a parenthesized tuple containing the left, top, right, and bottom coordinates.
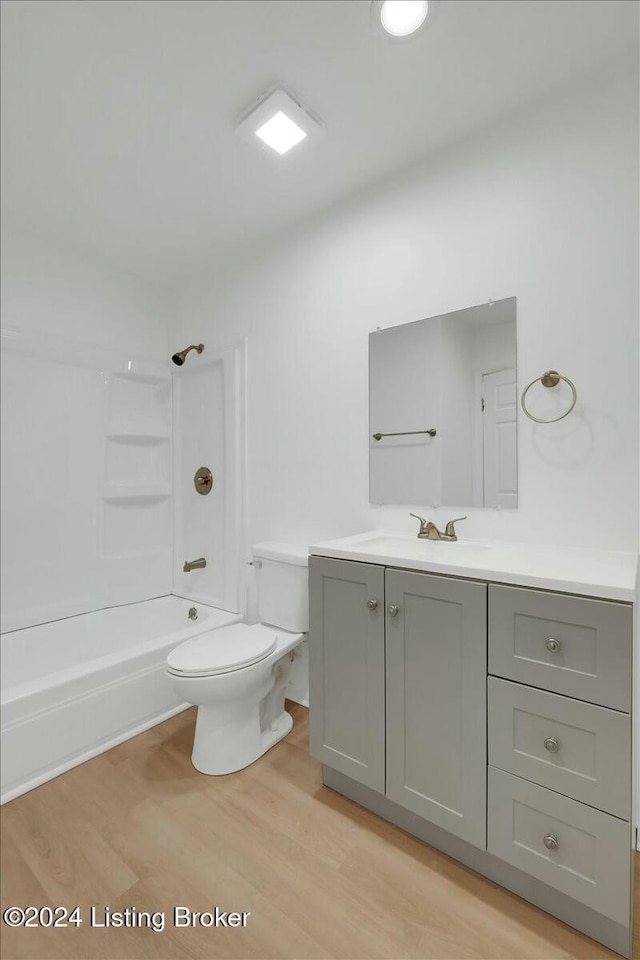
(410, 514, 467, 542)
(183, 557, 207, 572)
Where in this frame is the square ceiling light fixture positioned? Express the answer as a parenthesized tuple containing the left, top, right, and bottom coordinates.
(236, 87, 322, 157)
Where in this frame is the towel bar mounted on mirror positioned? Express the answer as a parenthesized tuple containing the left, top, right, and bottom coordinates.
(372, 428, 437, 441)
(520, 370, 577, 423)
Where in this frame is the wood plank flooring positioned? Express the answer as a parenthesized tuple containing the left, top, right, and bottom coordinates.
(1, 704, 637, 960)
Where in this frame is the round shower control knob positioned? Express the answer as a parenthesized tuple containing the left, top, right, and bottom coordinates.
(544, 737, 560, 753)
(366, 599, 378, 611)
(194, 466, 213, 495)
(543, 833, 559, 852)
(387, 605, 399, 618)
(545, 638, 561, 653)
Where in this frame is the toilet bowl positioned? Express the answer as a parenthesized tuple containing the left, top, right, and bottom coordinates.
(166, 543, 308, 775)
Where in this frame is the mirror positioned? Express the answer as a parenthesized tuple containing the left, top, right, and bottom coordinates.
(369, 297, 517, 508)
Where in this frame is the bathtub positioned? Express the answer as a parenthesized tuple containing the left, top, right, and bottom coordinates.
(0, 596, 241, 804)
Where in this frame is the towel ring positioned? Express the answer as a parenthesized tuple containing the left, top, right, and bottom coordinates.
(521, 370, 577, 424)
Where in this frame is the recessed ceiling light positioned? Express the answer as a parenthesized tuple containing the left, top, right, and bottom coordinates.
(255, 111, 306, 155)
(236, 88, 322, 158)
(371, 0, 438, 39)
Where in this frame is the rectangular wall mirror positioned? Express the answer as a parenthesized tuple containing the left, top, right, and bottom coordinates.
(369, 297, 517, 509)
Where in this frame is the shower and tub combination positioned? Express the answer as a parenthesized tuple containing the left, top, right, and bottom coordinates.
(0, 330, 282, 803)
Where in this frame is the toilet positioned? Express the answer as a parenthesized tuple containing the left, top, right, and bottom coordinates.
(166, 543, 308, 775)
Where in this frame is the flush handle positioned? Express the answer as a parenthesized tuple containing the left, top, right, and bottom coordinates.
(366, 599, 378, 611)
(545, 638, 561, 653)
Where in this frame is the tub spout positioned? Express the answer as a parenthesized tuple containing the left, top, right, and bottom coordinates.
(183, 557, 207, 572)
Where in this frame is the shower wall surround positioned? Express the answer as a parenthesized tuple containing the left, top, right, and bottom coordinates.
(0, 330, 172, 633)
(172, 340, 246, 615)
(1, 229, 172, 633)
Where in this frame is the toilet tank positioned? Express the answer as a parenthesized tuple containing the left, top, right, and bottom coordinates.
(252, 542, 309, 633)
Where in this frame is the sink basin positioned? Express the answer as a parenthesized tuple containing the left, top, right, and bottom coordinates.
(308, 530, 492, 570)
(362, 535, 490, 556)
(309, 530, 497, 577)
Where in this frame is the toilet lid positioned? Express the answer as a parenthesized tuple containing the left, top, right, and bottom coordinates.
(166, 623, 278, 677)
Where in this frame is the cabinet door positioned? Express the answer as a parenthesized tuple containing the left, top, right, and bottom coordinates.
(386, 569, 487, 848)
(309, 557, 385, 791)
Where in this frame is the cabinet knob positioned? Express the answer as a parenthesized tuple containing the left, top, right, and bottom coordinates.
(387, 604, 399, 618)
(543, 833, 559, 852)
(545, 638, 561, 653)
(366, 598, 378, 611)
(544, 737, 560, 754)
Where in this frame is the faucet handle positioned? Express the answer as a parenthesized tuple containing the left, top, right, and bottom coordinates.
(409, 512, 428, 532)
(410, 512, 437, 539)
(444, 517, 467, 539)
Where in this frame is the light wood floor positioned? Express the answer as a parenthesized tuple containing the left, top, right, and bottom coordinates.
(1, 704, 637, 960)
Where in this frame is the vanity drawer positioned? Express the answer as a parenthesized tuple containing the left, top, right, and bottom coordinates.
(488, 678, 630, 819)
(488, 767, 631, 926)
(488, 585, 632, 711)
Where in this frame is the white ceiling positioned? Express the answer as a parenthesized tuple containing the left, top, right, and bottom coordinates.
(1, 0, 637, 284)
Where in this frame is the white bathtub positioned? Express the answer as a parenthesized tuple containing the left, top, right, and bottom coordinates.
(0, 596, 241, 803)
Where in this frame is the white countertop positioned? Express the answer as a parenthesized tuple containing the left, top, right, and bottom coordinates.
(308, 531, 638, 602)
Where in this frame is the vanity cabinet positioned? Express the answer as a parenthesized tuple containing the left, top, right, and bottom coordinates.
(385, 569, 486, 847)
(488, 584, 632, 711)
(309, 557, 487, 848)
(308, 546, 635, 958)
(308, 557, 385, 791)
(488, 767, 631, 927)
(486, 583, 633, 931)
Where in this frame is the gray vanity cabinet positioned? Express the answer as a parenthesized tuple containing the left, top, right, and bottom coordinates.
(309, 558, 487, 848)
(385, 570, 487, 848)
(308, 557, 385, 791)
(309, 547, 635, 958)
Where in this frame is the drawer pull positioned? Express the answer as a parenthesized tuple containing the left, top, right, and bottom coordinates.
(545, 638, 561, 653)
(543, 833, 559, 852)
(544, 736, 560, 753)
(387, 604, 399, 618)
(366, 598, 378, 611)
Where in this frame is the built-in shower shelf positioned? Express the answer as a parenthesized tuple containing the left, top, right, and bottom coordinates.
(107, 428, 170, 443)
(103, 482, 171, 502)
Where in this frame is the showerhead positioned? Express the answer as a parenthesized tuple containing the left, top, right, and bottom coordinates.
(171, 343, 204, 366)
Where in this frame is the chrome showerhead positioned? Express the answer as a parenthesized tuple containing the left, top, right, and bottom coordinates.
(171, 343, 204, 365)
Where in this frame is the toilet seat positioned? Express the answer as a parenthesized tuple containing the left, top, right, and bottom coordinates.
(166, 623, 278, 678)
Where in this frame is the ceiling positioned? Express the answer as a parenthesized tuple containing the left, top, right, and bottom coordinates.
(1, 0, 637, 284)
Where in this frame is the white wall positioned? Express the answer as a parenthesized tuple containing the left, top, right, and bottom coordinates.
(1, 228, 173, 632)
(471, 321, 517, 378)
(1, 227, 171, 358)
(173, 66, 639, 554)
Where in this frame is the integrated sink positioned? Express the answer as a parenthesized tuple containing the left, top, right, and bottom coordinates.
(308, 530, 638, 601)
(308, 530, 496, 576)
(361, 535, 491, 557)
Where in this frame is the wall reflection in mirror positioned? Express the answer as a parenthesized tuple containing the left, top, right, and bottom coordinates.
(369, 297, 517, 509)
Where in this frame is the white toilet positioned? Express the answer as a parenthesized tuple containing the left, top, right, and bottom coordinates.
(166, 543, 308, 775)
